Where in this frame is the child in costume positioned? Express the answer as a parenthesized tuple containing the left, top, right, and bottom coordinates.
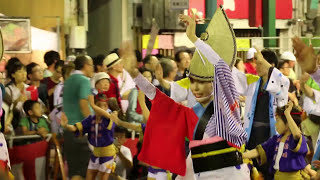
(94, 89, 171, 180)
(61, 92, 119, 180)
(243, 101, 308, 179)
(121, 7, 249, 180)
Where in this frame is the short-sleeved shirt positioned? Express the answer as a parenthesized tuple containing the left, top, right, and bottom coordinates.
(63, 73, 92, 125)
(19, 117, 49, 132)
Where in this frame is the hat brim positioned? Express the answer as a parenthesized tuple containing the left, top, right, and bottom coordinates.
(107, 58, 122, 69)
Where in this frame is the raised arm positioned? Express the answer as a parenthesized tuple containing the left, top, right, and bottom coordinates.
(300, 73, 315, 100)
(155, 64, 171, 90)
(137, 90, 150, 123)
(179, 14, 220, 65)
(284, 101, 301, 140)
(292, 36, 320, 86)
(120, 41, 157, 100)
(254, 47, 272, 82)
(88, 95, 111, 119)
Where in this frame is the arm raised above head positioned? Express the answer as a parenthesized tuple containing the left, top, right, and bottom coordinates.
(133, 74, 156, 100)
(179, 14, 221, 66)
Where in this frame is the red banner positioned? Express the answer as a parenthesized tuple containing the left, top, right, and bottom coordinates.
(217, 0, 249, 19)
(276, 0, 293, 19)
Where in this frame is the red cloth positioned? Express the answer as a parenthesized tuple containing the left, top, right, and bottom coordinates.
(124, 138, 139, 156)
(25, 86, 38, 101)
(9, 140, 48, 180)
(106, 74, 122, 108)
(138, 89, 198, 176)
(244, 62, 257, 75)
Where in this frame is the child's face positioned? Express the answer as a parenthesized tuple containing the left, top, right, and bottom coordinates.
(114, 132, 126, 145)
(275, 115, 288, 135)
(30, 103, 43, 118)
(96, 101, 108, 111)
(95, 79, 110, 92)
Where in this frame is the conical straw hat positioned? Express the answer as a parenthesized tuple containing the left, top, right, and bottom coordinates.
(188, 6, 237, 81)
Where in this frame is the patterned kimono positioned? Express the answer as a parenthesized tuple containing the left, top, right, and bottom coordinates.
(256, 134, 308, 179)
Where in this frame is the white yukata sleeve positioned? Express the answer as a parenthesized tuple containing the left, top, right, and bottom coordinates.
(194, 39, 220, 65)
(310, 68, 320, 87)
(265, 68, 290, 107)
(170, 81, 188, 102)
(133, 73, 156, 100)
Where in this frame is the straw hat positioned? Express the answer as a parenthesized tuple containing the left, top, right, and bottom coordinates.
(188, 6, 237, 81)
(103, 53, 122, 69)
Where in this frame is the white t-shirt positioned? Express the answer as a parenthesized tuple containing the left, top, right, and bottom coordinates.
(114, 145, 132, 178)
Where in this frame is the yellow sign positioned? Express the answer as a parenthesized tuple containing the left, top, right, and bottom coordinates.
(236, 39, 250, 51)
(142, 35, 159, 49)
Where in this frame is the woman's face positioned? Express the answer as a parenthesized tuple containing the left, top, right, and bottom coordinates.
(12, 67, 27, 83)
(190, 77, 213, 105)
